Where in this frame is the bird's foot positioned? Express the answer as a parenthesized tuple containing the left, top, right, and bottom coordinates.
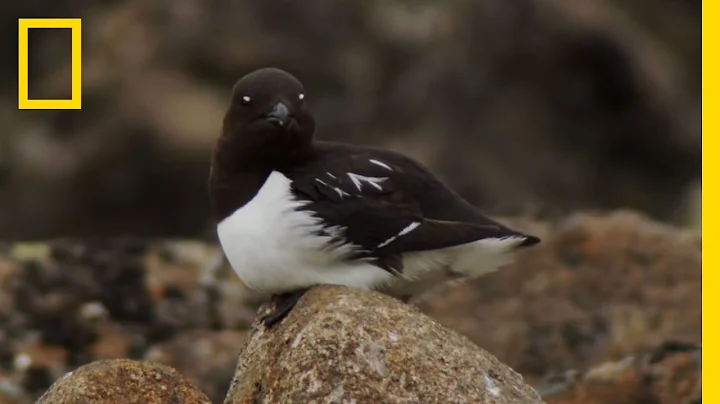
(261, 288, 309, 328)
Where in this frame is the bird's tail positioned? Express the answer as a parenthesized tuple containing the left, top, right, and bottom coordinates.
(449, 236, 529, 277)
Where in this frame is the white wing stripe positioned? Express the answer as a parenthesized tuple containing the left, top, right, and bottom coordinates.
(377, 221, 421, 248)
(369, 159, 393, 171)
(347, 173, 387, 191)
(315, 178, 351, 198)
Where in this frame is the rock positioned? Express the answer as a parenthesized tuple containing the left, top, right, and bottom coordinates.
(36, 359, 210, 404)
(539, 341, 701, 403)
(225, 285, 544, 404)
(417, 211, 701, 383)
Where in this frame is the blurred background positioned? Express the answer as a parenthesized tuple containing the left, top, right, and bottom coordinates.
(2, 0, 702, 241)
(0, 1, 703, 403)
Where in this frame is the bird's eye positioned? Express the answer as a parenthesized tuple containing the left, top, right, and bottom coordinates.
(241, 96, 251, 106)
(298, 93, 305, 101)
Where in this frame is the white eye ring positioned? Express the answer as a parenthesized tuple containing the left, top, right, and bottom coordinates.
(242, 96, 251, 104)
(298, 93, 305, 100)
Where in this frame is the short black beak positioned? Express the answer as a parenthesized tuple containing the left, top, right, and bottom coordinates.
(265, 102, 291, 128)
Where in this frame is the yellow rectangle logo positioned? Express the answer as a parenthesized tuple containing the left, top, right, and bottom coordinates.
(18, 18, 82, 110)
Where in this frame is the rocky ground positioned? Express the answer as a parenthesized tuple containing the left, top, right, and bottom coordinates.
(0, 211, 701, 403)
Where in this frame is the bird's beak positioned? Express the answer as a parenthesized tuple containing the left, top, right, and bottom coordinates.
(265, 102, 291, 128)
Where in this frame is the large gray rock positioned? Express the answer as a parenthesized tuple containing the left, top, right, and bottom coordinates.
(225, 286, 544, 404)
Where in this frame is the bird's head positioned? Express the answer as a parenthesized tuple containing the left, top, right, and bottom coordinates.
(220, 67, 315, 164)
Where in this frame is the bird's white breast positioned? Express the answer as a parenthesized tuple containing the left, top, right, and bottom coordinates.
(216, 171, 393, 293)
(217, 171, 527, 296)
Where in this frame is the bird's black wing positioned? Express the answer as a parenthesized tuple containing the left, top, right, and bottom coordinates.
(288, 150, 535, 274)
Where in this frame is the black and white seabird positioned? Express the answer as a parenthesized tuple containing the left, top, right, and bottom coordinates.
(209, 67, 540, 327)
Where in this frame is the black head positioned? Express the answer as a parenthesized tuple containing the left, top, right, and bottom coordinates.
(221, 67, 315, 165)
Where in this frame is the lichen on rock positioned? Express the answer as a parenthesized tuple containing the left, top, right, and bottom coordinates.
(225, 285, 545, 404)
(36, 359, 211, 404)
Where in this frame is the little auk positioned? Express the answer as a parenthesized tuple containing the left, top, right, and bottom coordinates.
(209, 67, 540, 327)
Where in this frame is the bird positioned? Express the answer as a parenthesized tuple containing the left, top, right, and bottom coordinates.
(209, 67, 540, 327)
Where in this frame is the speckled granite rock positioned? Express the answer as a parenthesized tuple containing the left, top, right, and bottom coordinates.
(225, 285, 544, 404)
(35, 359, 211, 404)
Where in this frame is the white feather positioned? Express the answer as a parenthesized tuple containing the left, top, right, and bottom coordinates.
(217, 171, 527, 294)
(315, 178, 350, 199)
(395, 236, 525, 281)
(346, 173, 387, 191)
(377, 221, 421, 248)
(368, 159, 393, 171)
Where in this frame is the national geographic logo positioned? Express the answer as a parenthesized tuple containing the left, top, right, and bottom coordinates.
(18, 18, 82, 109)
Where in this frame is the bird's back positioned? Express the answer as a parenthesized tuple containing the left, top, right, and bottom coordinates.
(290, 140, 507, 228)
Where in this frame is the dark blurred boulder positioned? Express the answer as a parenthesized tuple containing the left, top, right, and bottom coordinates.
(144, 330, 247, 403)
(2, 0, 700, 239)
(539, 341, 701, 404)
